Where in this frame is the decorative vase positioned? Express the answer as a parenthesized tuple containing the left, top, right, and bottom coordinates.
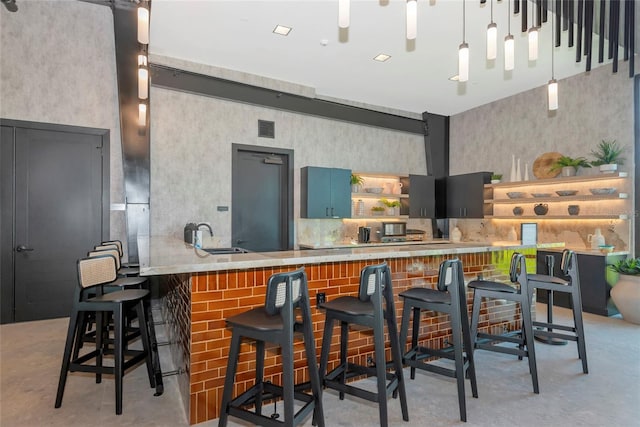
(524, 163, 529, 181)
(516, 158, 522, 181)
(561, 166, 577, 177)
(534, 203, 549, 215)
(491, 179, 501, 184)
(351, 184, 361, 193)
(568, 205, 580, 215)
(510, 154, 517, 182)
(451, 226, 462, 243)
(610, 275, 640, 324)
(513, 206, 524, 216)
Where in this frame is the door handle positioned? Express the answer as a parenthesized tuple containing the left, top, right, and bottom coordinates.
(16, 245, 34, 252)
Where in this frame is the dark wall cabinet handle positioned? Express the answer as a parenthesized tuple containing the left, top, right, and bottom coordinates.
(326, 207, 329, 217)
(16, 245, 34, 252)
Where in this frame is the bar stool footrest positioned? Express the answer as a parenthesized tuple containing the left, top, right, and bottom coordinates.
(324, 362, 399, 402)
(533, 321, 577, 333)
(228, 382, 316, 427)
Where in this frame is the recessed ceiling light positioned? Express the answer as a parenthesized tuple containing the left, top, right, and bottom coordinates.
(448, 75, 460, 81)
(373, 53, 391, 62)
(273, 25, 291, 36)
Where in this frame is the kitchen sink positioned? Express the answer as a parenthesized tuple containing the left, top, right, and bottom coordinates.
(203, 247, 249, 255)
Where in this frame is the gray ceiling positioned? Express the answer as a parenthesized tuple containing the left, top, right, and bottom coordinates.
(149, 0, 636, 116)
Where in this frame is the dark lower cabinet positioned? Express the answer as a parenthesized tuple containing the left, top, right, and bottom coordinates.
(400, 174, 435, 218)
(536, 250, 627, 316)
(437, 171, 491, 218)
(300, 166, 351, 218)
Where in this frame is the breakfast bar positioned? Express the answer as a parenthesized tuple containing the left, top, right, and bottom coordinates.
(139, 236, 538, 425)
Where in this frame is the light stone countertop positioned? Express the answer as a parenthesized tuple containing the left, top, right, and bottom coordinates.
(138, 235, 553, 276)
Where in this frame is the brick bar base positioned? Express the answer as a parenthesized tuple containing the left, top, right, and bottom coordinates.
(162, 249, 536, 425)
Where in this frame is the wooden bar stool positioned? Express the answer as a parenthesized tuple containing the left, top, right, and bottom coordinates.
(528, 249, 588, 373)
(55, 254, 156, 415)
(218, 267, 324, 427)
(318, 262, 408, 427)
(468, 252, 539, 394)
(399, 258, 477, 422)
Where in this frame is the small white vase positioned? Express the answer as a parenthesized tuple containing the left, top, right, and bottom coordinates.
(510, 155, 517, 182)
(611, 275, 640, 324)
(515, 158, 522, 181)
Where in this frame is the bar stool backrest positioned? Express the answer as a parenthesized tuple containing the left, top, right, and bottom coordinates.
(89, 248, 121, 270)
(77, 255, 117, 290)
(102, 240, 124, 257)
(560, 249, 576, 276)
(358, 262, 391, 302)
(437, 258, 463, 291)
(264, 267, 307, 316)
(509, 252, 528, 290)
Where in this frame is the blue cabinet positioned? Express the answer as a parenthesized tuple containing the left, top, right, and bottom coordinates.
(301, 167, 351, 218)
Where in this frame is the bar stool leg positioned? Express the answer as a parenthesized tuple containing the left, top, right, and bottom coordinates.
(218, 332, 242, 427)
(135, 301, 155, 389)
(520, 298, 539, 394)
(339, 321, 348, 400)
(282, 333, 295, 425)
(410, 307, 420, 380)
(55, 309, 81, 408)
(114, 305, 124, 415)
(470, 292, 482, 349)
(95, 311, 104, 384)
(459, 300, 478, 398)
(386, 309, 409, 422)
(571, 288, 589, 373)
(450, 303, 467, 422)
(373, 320, 388, 427)
(254, 340, 265, 417)
(318, 316, 334, 390)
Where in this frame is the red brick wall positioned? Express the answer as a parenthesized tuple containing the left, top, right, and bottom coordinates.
(169, 250, 529, 425)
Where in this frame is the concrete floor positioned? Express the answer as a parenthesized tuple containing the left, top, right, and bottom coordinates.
(1, 304, 638, 427)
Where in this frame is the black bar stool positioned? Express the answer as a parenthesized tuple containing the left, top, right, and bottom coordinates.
(218, 267, 324, 427)
(318, 262, 408, 427)
(399, 258, 477, 422)
(468, 252, 539, 394)
(528, 249, 588, 373)
(55, 254, 156, 415)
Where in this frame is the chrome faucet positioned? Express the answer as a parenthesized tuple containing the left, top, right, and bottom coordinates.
(197, 223, 214, 237)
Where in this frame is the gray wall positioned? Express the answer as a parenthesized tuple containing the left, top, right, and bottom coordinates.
(0, 0, 127, 252)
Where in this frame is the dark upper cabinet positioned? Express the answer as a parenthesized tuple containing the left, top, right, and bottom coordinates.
(437, 171, 491, 218)
(301, 167, 351, 218)
(400, 174, 435, 218)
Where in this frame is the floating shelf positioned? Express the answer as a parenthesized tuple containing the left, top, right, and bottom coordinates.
(352, 192, 409, 199)
(485, 172, 627, 189)
(487, 214, 629, 220)
(486, 193, 628, 204)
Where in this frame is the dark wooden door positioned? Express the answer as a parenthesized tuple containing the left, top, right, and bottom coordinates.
(446, 172, 491, 218)
(1, 121, 108, 323)
(232, 145, 293, 252)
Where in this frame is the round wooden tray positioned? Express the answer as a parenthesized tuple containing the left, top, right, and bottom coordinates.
(532, 152, 563, 179)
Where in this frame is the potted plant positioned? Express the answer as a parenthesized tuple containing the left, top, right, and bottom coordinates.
(549, 155, 591, 177)
(350, 174, 364, 193)
(491, 173, 502, 184)
(608, 258, 640, 324)
(380, 198, 401, 216)
(590, 140, 625, 173)
(371, 206, 385, 216)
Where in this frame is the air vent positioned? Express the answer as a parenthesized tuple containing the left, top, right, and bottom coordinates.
(258, 120, 275, 138)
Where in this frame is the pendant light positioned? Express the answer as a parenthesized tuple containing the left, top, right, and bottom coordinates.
(138, 103, 147, 126)
(406, 0, 417, 40)
(338, 0, 350, 28)
(137, 5, 149, 44)
(504, 0, 514, 70)
(138, 54, 148, 100)
(548, 0, 558, 110)
(486, 0, 497, 60)
(458, 0, 469, 82)
(528, 1, 538, 60)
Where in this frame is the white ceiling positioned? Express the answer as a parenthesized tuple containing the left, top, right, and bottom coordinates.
(149, 0, 627, 116)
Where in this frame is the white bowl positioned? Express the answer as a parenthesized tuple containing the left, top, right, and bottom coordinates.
(364, 187, 383, 194)
(589, 188, 616, 195)
(506, 192, 526, 199)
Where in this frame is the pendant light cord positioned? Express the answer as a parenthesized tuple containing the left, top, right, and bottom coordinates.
(551, 0, 555, 79)
(507, 0, 511, 34)
(462, 0, 466, 43)
(490, 0, 494, 23)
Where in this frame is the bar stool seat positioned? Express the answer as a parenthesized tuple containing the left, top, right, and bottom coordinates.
(399, 259, 477, 422)
(527, 249, 588, 374)
(218, 267, 324, 427)
(468, 252, 539, 394)
(319, 262, 408, 427)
